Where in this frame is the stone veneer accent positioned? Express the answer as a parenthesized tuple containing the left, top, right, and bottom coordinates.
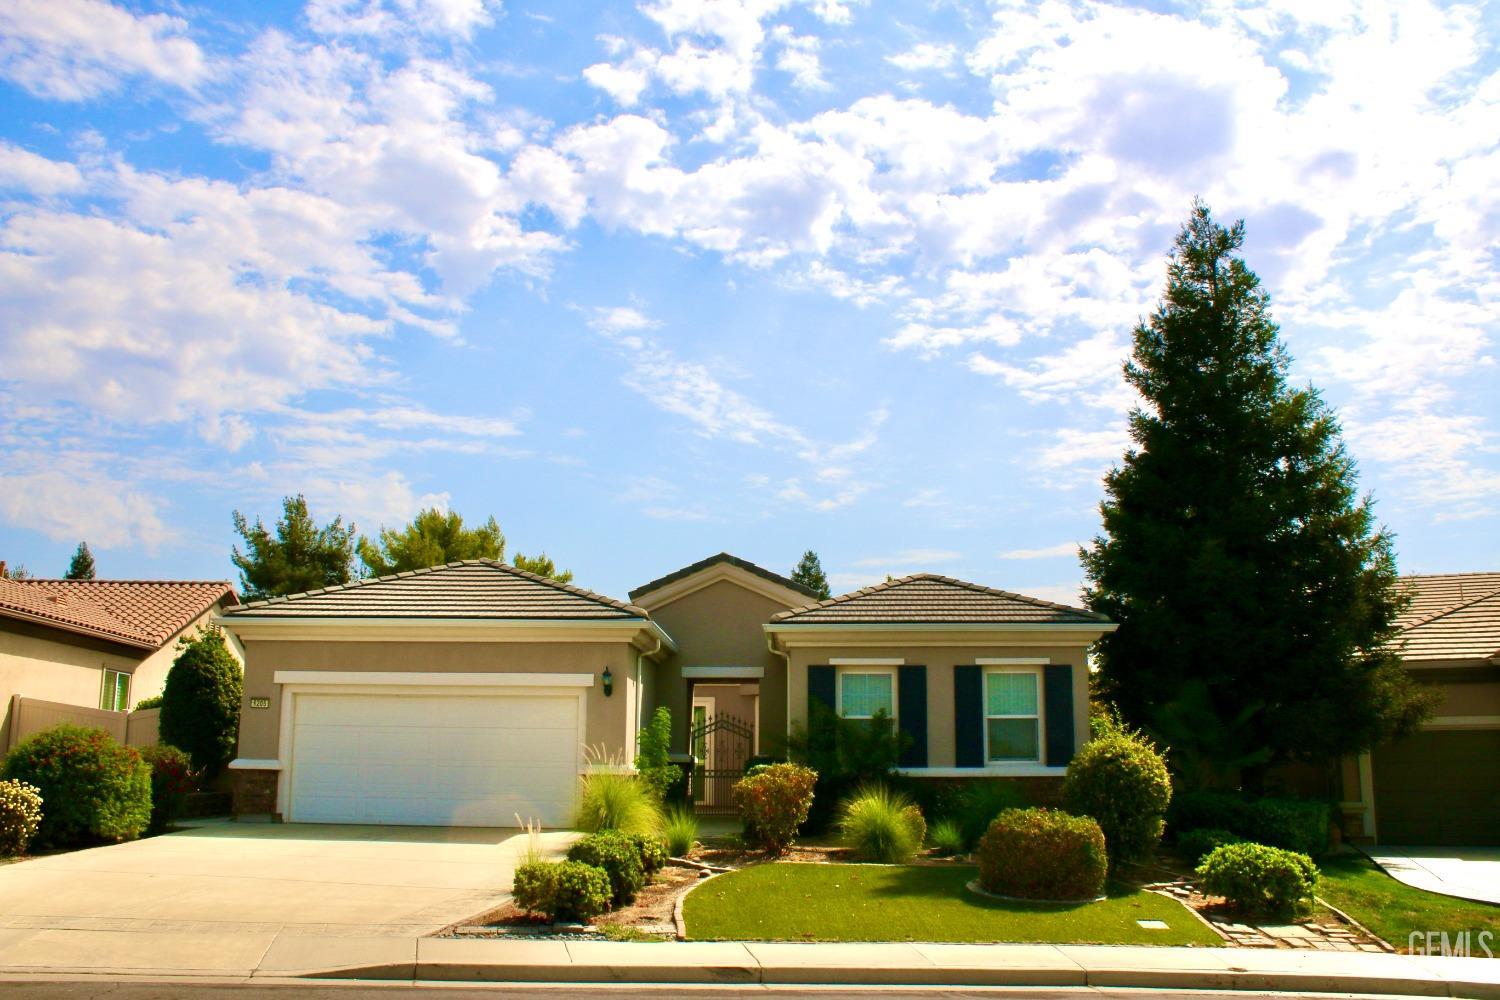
(232, 769, 279, 818)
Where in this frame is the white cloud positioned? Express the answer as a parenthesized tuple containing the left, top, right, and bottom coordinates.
(0, 142, 84, 194)
(886, 43, 955, 72)
(0, 0, 206, 100)
(0, 468, 172, 551)
(999, 542, 1079, 560)
(303, 470, 451, 533)
(853, 548, 960, 568)
(306, 0, 498, 39)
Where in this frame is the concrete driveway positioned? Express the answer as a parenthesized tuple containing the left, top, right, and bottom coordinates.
(0, 820, 572, 937)
(1368, 847, 1500, 904)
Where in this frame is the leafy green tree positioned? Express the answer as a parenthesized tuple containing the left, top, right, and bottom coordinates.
(790, 550, 831, 599)
(0, 562, 33, 580)
(513, 551, 574, 584)
(1082, 202, 1435, 776)
(231, 495, 355, 600)
(158, 629, 242, 777)
(633, 707, 680, 799)
(65, 542, 95, 580)
(357, 508, 504, 576)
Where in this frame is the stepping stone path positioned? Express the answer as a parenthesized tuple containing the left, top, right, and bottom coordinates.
(1143, 880, 1392, 953)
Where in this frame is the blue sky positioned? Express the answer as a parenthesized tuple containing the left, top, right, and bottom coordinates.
(0, 0, 1496, 603)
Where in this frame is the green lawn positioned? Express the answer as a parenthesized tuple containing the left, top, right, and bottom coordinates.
(682, 863, 1220, 945)
(1318, 854, 1500, 952)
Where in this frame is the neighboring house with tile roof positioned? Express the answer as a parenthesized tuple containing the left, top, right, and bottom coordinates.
(218, 556, 1114, 826)
(1340, 572, 1500, 845)
(1, 576, 239, 750)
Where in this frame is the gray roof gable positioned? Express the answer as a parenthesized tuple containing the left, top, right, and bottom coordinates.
(227, 560, 649, 621)
(630, 552, 818, 602)
(770, 573, 1110, 625)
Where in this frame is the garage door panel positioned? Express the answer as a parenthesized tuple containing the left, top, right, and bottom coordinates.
(288, 690, 581, 827)
(1374, 729, 1500, 845)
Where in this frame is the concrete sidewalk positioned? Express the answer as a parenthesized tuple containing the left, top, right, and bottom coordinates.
(0, 932, 1497, 997)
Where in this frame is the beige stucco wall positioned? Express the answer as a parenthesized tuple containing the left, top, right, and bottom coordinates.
(784, 640, 1093, 768)
(235, 638, 639, 762)
(1430, 675, 1500, 717)
(0, 623, 143, 749)
(642, 578, 797, 752)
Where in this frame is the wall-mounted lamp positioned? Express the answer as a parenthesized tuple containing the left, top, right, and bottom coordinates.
(602, 665, 613, 697)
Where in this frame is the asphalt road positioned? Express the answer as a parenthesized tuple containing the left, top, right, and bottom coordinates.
(0, 984, 1422, 1000)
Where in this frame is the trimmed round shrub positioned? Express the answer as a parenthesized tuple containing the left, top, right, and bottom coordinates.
(956, 779, 1028, 849)
(628, 832, 669, 876)
(977, 808, 1108, 901)
(159, 629, 242, 777)
(567, 830, 646, 906)
(838, 784, 923, 863)
(927, 818, 966, 857)
(1196, 842, 1318, 918)
(1177, 827, 1244, 865)
(138, 744, 196, 833)
(512, 860, 611, 922)
(732, 762, 817, 855)
(0, 779, 43, 856)
(3, 724, 151, 846)
(1062, 725, 1171, 864)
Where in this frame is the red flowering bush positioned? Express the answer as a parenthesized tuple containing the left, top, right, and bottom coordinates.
(2, 724, 150, 846)
(139, 744, 197, 833)
(732, 762, 817, 854)
(977, 807, 1108, 901)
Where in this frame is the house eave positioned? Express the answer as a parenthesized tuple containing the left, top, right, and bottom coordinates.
(216, 614, 678, 655)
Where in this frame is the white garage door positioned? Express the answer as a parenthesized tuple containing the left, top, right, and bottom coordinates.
(287, 690, 581, 827)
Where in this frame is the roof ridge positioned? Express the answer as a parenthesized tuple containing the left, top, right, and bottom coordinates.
(23, 578, 236, 586)
(629, 552, 817, 602)
(771, 572, 1106, 623)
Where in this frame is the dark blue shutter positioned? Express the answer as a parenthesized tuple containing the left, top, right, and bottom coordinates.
(1044, 664, 1076, 766)
(808, 665, 836, 733)
(897, 665, 927, 768)
(954, 665, 983, 767)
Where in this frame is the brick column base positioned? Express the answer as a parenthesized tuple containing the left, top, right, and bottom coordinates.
(232, 769, 280, 819)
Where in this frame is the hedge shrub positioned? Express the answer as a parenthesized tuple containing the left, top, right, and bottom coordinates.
(977, 808, 1108, 901)
(2, 724, 151, 846)
(159, 629, 241, 777)
(567, 830, 646, 906)
(1196, 842, 1319, 918)
(138, 744, 196, 833)
(1062, 724, 1171, 864)
(955, 779, 1028, 849)
(1169, 791, 1329, 857)
(733, 762, 817, 855)
(0, 779, 43, 856)
(628, 832, 669, 876)
(1177, 827, 1244, 865)
(512, 860, 611, 922)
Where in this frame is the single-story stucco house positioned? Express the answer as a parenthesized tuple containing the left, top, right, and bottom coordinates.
(0, 575, 239, 750)
(1339, 572, 1500, 845)
(221, 553, 1115, 826)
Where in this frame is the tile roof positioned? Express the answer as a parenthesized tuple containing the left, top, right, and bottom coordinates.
(227, 560, 649, 620)
(629, 552, 818, 602)
(769, 574, 1111, 625)
(0, 578, 238, 650)
(1395, 572, 1500, 664)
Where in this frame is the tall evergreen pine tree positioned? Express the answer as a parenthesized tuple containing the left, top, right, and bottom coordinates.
(65, 542, 96, 580)
(791, 550, 831, 600)
(1083, 202, 1434, 771)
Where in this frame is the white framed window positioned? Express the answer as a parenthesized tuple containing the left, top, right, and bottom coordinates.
(985, 668, 1041, 763)
(837, 669, 896, 721)
(101, 669, 131, 712)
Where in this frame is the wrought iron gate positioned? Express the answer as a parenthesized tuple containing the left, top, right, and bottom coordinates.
(689, 713, 753, 815)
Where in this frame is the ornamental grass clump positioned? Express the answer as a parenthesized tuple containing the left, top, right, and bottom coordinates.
(512, 860, 611, 922)
(927, 818, 966, 857)
(663, 803, 697, 857)
(1061, 721, 1171, 865)
(977, 808, 1108, 902)
(732, 762, 817, 855)
(2, 724, 151, 847)
(0, 779, 43, 856)
(838, 784, 925, 863)
(567, 830, 647, 906)
(574, 748, 663, 837)
(1196, 842, 1318, 919)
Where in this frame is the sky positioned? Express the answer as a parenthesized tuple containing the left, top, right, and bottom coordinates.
(0, 0, 1497, 604)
